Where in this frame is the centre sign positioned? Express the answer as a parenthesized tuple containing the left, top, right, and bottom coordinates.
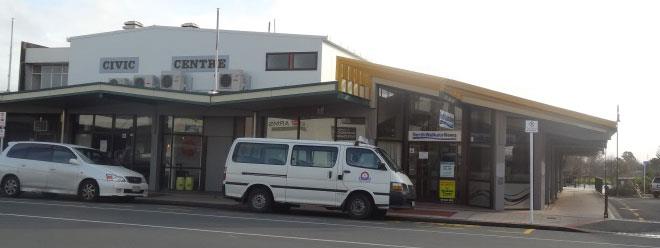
(172, 55, 229, 72)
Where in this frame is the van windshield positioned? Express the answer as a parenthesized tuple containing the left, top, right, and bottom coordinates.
(376, 148, 402, 172)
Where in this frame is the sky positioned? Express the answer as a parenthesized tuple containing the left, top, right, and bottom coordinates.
(0, 0, 658, 160)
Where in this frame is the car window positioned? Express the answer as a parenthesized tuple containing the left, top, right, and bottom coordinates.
(346, 148, 381, 169)
(291, 145, 338, 168)
(232, 142, 288, 165)
(52, 146, 77, 164)
(74, 147, 116, 166)
(6, 143, 32, 159)
(26, 144, 53, 162)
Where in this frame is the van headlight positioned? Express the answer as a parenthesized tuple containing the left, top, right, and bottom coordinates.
(106, 173, 126, 182)
(390, 182, 405, 193)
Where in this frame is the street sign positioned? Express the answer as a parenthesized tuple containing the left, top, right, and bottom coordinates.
(0, 112, 6, 127)
(525, 120, 538, 133)
(0, 128, 4, 138)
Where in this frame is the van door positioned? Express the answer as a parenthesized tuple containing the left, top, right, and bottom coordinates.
(338, 147, 392, 207)
(285, 145, 340, 206)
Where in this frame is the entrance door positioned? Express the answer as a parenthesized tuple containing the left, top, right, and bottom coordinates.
(286, 145, 340, 205)
(408, 142, 459, 202)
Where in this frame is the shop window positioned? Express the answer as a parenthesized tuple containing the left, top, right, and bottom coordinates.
(266, 52, 317, 71)
(173, 117, 203, 134)
(266, 117, 299, 139)
(291, 145, 338, 168)
(335, 118, 366, 141)
(299, 117, 334, 141)
(468, 107, 493, 208)
(505, 117, 530, 183)
(377, 87, 405, 140)
(75, 115, 93, 132)
(114, 115, 134, 131)
(31, 64, 68, 89)
(232, 142, 289, 165)
(134, 116, 152, 179)
(94, 115, 113, 133)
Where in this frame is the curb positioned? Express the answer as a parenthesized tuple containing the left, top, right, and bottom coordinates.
(135, 197, 589, 233)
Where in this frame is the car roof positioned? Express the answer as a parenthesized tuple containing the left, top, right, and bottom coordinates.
(234, 137, 376, 148)
(8, 141, 90, 149)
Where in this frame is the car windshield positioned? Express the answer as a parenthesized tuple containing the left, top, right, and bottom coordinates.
(376, 148, 402, 172)
(74, 148, 117, 166)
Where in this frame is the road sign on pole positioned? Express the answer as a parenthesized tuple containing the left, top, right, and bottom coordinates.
(0, 112, 6, 152)
(525, 120, 538, 224)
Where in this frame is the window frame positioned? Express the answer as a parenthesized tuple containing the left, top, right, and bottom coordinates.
(231, 142, 289, 166)
(290, 145, 338, 168)
(345, 147, 385, 170)
(265, 52, 318, 71)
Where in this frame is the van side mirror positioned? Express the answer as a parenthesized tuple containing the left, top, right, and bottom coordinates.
(69, 158, 80, 165)
(378, 161, 387, 170)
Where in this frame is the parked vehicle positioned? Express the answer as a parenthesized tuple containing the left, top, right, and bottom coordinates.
(223, 138, 415, 219)
(0, 141, 148, 201)
(652, 177, 660, 198)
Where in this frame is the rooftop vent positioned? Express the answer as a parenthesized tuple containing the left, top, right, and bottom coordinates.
(181, 22, 199, 29)
(123, 21, 143, 30)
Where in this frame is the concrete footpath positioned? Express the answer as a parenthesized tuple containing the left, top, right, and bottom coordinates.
(136, 186, 612, 232)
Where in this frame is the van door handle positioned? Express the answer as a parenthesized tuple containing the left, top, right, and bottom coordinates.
(328, 171, 332, 179)
(343, 170, 351, 174)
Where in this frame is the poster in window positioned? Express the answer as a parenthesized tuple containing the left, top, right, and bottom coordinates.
(439, 110, 455, 129)
(439, 180, 456, 200)
(440, 162, 455, 178)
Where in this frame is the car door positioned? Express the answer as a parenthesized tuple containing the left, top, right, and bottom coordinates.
(46, 145, 82, 194)
(11, 143, 51, 191)
(338, 147, 391, 203)
(285, 145, 340, 206)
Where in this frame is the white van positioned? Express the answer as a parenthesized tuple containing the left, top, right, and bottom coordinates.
(223, 138, 415, 219)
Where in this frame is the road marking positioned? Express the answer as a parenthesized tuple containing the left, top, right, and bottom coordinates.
(0, 212, 420, 248)
(523, 229, 534, 235)
(1, 199, 659, 247)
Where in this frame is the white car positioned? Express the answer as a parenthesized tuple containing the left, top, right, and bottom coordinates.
(652, 177, 660, 198)
(223, 138, 415, 219)
(0, 141, 148, 201)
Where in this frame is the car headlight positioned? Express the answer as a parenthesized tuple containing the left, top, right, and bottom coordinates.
(391, 182, 404, 193)
(106, 173, 126, 182)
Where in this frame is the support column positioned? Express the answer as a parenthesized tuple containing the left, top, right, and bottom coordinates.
(148, 107, 160, 192)
(493, 111, 506, 210)
(533, 127, 546, 210)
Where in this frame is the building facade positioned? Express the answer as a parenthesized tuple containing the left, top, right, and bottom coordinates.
(1, 22, 616, 210)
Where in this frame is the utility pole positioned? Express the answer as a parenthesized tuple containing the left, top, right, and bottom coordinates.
(616, 105, 620, 196)
(211, 8, 220, 94)
(7, 17, 14, 92)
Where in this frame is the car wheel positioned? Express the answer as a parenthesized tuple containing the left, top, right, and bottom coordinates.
(78, 180, 99, 202)
(247, 187, 273, 213)
(347, 194, 374, 219)
(1, 176, 21, 198)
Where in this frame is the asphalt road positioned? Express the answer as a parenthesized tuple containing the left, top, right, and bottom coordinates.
(611, 197, 660, 222)
(0, 196, 659, 248)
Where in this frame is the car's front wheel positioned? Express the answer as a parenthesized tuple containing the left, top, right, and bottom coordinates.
(78, 180, 99, 202)
(1, 176, 21, 198)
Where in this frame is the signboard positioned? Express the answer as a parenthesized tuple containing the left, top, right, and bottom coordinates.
(335, 127, 357, 140)
(440, 162, 455, 178)
(0, 112, 6, 127)
(99, 57, 139, 73)
(172, 55, 229, 72)
(418, 151, 429, 160)
(438, 180, 456, 199)
(0, 128, 4, 138)
(439, 110, 455, 129)
(525, 120, 538, 133)
(408, 131, 461, 142)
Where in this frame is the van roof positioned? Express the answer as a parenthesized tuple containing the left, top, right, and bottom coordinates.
(234, 137, 376, 148)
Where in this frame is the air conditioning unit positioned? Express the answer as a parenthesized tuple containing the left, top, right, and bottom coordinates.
(160, 71, 187, 91)
(217, 70, 250, 91)
(133, 75, 159, 88)
(108, 78, 131, 85)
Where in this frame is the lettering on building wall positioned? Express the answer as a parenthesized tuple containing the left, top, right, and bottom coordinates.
(172, 55, 230, 72)
(408, 131, 461, 142)
(99, 57, 139, 73)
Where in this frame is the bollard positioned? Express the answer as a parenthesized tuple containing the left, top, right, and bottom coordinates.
(604, 185, 609, 219)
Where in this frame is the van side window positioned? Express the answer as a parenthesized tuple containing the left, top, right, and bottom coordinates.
(232, 142, 288, 165)
(346, 148, 381, 169)
(291, 145, 338, 168)
(6, 143, 32, 159)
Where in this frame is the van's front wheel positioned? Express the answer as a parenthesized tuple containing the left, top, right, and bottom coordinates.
(247, 187, 273, 212)
(347, 194, 374, 219)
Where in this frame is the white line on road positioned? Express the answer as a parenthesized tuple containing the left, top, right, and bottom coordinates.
(0, 199, 658, 248)
(0, 212, 420, 248)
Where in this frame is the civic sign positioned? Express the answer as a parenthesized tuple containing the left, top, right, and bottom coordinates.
(99, 57, 139, 73)
(525, 120, 539, 133)
(171, 55, 229, 72)
(408, 131, 461, 142)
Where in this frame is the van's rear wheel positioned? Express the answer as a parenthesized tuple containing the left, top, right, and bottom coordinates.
(347, 194, 374, 219)
(247, 187, 273, 212)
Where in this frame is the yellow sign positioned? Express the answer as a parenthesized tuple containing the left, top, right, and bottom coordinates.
(439, 180, 456, 199)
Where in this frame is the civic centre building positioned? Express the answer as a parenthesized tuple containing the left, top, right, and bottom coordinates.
(0, 21, 616, 210)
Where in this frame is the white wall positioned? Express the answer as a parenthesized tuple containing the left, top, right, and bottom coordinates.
(320, 41, 359, 82)
(67, 27, 326, 91)
(25, 47, 69, 63)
